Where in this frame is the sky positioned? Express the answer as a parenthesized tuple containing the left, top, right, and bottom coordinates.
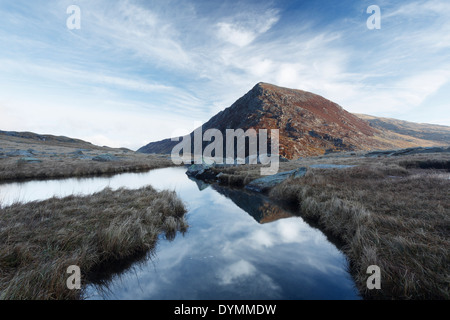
(0, 0, 449, 150)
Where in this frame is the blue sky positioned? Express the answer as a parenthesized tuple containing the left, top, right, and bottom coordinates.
(0, 0, 449, 150)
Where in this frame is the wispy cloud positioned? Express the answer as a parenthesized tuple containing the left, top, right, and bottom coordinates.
(0, 0, 448, 149)
(216, 9, 280, 47)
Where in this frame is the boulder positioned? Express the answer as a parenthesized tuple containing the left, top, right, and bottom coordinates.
(92, 154, 118, 162)
(186, 163, 209, 176)
(245, 167, 307, 193)
(69, 150, 84, 156)
(7, 150, 34, 157)
(18, 157, 42, 163)
(186, 163, 217, 180)
(69, 150, 92, 160)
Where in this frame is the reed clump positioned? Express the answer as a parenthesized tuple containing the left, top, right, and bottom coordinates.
(269, 165, 449, 299)
(0, 186, 188, 300)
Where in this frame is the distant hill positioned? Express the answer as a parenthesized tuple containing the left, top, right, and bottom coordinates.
(138, 82, 448, 159)
(354, 114, 450, 145)
(0, 130, 131, 152)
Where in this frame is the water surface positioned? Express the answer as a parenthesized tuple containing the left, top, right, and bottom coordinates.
(0, 167, 360, 300)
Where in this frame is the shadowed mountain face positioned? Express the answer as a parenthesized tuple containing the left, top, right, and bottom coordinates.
(138, 83, 448, 159)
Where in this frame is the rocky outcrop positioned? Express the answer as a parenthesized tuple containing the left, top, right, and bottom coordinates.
(18, 157, 42, 163)
(186, 163, 217, 180)
(6, 150, 35, 157)
(245, 167, 307, 193)
(92, 154, 118, 162)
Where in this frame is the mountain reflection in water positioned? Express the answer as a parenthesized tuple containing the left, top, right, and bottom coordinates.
(85, 168, 360, 300)
(0, 167, 360, 300)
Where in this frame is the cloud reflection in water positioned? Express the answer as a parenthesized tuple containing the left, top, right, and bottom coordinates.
(84, 168, 360, 300)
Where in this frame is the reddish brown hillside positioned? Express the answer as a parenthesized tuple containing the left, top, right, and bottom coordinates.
(139, 82, 443, 159)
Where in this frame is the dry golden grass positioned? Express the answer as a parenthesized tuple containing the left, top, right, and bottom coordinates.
(0, 132, 178, 182)
(269, 163, 449, 299)
(212, 152, 450, 187)
(0, 186, 188, 300)
(207, 152, 450, 299)
(0, 153, 175, 182)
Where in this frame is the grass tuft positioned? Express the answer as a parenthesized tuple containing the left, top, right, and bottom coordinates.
(268, 164, 449, 299)
(0, 186, 188, 300)
(212, 152, 450, 299)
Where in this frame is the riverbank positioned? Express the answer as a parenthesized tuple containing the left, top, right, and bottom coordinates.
(1, 137, 448, 299)
(0, 186, 188, 300)
(270, 165, 449, 299)
(0, 151, 176, 183)
(198, 151, 450, 299)
(0, 132, 176, 182)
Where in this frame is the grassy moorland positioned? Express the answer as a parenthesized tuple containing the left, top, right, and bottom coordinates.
(0, 153, 175, 182)
(0, 186, 188, 300)
(211, 152, 450, 299)
(0, 132, 190, 300)
(1, 129, 448, 300)
(0, 132, 176, 182)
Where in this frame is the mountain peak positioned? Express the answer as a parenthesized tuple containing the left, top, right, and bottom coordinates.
(138, 83, 442, 158)
(250, 82, 288, 95)
(251, 82, 288, 94)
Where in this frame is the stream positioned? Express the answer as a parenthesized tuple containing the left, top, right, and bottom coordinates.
(0, 167, 361, 300)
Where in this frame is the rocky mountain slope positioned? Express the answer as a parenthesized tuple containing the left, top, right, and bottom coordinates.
(138, 83, 448, 159)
